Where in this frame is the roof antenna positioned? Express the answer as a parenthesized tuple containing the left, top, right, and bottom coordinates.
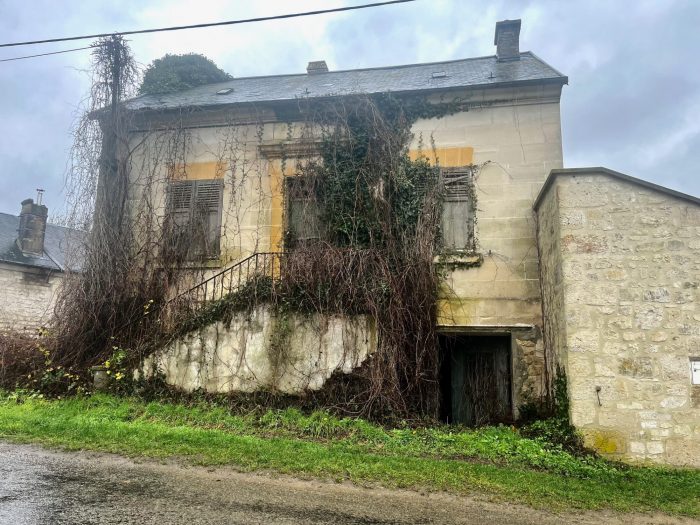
(36, 188, 44, 206)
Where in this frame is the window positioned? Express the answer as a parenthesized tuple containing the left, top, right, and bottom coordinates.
(167, 179, 223, 260)
(285, 176, 324, 247)
(691, 358, 700, 385)
(441, 168, 475, 252)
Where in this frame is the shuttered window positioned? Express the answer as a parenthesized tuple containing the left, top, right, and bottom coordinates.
(286, 176, 324, 247)
(441, 168, 475, 252)
(167, 179, 223, 259)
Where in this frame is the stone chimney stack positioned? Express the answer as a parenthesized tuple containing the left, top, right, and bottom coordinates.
(17, 197, 48, 256)
(306, 60, 329, 74)
(494, 19, 521, 61)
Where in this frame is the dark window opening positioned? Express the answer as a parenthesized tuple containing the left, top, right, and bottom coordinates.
(285, 175, 325, 248)
(439, 333, 512, 426)
(166, 178, 223, 260)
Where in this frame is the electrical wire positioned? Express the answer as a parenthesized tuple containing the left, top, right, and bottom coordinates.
(0, 45, 100, 63)
(0, 0, 416, 49)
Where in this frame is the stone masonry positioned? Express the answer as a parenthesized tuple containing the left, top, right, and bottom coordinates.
(536, 167, 700, 467)
(0, 263, 62, 333)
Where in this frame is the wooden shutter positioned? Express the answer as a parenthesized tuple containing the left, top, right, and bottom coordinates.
(441, 168, 475, 251)
(167, 179, 223, 259)
(168, 181, 194, 227)
(193, 179, 223, 257)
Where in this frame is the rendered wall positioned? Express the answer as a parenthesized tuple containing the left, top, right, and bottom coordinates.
(146, 307, 376, 394)
(537, 170, 700, 467)
(0, 263, 62, 332)
(128, 83, 564, 405)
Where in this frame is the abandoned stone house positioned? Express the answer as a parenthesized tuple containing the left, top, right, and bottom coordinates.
(0, 197, 80, 332)
(118, 19, 699, 467)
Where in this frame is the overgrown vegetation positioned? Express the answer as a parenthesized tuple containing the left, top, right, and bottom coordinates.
(1, 33, 477, 422)
(519, 367, 584, 453)
(164, 94, 468, 420)
(1, 393, 698, 516)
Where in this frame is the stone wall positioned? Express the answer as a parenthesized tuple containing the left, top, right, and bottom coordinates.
(146, 307, 376, 394)
(536, 168, 700, 467)
(0, 263, 62, 333)
(535, 182, 567, 397)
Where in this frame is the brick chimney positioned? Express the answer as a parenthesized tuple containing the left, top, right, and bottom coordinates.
(17, 197, 48, 256)
(306, 60, 329, 74)
(494, 19, 521, 61)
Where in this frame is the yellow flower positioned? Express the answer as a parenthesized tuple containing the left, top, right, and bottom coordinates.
(104, 360, 111, 368)
(115, 372, 124, 381)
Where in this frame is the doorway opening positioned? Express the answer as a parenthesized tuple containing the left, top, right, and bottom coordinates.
(439, 333, 513, 426)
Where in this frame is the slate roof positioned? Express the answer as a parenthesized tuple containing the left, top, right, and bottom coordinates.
(125, 52, 567, 112)
(0, 213, 84, 272)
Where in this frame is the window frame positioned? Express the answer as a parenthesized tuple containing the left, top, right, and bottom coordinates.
(166, 178, 224, 261)
(284, 175, 324, 248)
(440, 167, 476, 253)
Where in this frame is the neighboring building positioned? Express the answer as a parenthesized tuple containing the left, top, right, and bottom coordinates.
(0, 197, 81, 332)
(535, 168, 700, 466)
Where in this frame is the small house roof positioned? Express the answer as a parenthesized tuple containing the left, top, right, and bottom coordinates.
(0, 213, 84, 272)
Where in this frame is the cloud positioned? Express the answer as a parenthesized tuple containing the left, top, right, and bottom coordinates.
(0, 0, 697, 219)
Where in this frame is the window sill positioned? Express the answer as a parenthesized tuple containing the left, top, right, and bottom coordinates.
(433, 252, 483, 268)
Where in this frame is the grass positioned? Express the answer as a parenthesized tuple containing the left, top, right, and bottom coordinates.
(0, 393, 698, 516)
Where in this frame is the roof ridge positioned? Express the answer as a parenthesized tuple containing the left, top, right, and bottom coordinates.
(226, 53, 505, 82)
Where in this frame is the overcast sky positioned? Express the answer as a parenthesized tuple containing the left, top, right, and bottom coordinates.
(0, 0, 697, 219)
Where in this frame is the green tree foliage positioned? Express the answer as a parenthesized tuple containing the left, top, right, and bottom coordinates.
(139, 53, 232, 95)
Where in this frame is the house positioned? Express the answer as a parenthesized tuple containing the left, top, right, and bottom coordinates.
(0, 196, 81, 332)
(117, 19, 698, 466)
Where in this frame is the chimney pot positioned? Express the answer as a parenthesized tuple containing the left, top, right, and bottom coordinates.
(17, 197, 48, 256)
(306, 60, 329, 74)
(494, 19, 521, 61)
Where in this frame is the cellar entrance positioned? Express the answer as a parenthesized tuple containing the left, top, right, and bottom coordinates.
(439, 333, 512, 426)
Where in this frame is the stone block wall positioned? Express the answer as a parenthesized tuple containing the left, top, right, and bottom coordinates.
(411, 84, 564, 408)
(536, 168, 700, 467)
(0, 263, 62, 333)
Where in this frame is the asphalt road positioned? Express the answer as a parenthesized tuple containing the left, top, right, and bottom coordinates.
(0, 442, 694, 525)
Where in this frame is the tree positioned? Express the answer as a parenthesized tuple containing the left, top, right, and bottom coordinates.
(139, 53, 232, 95)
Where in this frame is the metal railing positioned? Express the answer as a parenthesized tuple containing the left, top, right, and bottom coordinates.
(163, 252, 284, 322)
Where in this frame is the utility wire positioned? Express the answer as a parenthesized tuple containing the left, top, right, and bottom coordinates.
(0, 45, 100, 63)
(0, 0, 416, 49)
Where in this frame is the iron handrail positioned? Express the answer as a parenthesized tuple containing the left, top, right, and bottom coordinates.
(165, 251, 284, 308)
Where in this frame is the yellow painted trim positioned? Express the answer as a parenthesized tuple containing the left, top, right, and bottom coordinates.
(269, 160, 284, 252)
(409, 146, 474, 167)
(169, 161, 225, 180)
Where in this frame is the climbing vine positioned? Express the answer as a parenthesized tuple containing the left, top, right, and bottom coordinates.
(3, 35, 486, 423)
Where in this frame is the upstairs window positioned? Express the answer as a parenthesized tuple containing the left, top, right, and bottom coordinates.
(441, 167, 476, 252)
(167, 179, 223, 260)
(285, 176, 324, 248)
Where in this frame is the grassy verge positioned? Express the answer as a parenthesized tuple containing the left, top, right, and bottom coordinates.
(0, 393, 698, 516)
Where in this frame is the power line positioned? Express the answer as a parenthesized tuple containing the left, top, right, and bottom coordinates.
(0, 0, 416, 49)
(0, 45, 100, 63)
